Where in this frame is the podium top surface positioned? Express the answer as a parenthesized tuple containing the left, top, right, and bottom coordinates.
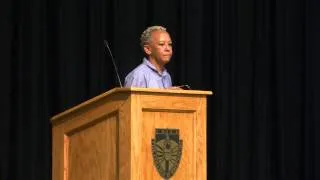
(51, 87, 213, 122)
(108, 87, 213, 95)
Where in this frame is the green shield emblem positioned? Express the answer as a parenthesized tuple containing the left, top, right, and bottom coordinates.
(151, 128, 183, 179)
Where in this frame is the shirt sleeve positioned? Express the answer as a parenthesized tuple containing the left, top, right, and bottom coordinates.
(124, 72, 147, 88)
(166, 74, 172, 88)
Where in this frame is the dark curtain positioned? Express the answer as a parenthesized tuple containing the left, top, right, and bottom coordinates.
(1, 0, 319, 179)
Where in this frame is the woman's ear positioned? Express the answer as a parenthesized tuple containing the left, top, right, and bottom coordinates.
(143, 45, 151, 55)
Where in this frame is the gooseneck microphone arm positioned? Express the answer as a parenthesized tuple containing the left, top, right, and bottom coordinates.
(103, 40, 123, 87)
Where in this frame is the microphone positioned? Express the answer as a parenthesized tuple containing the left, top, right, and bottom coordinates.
(103, 40, 123, 87)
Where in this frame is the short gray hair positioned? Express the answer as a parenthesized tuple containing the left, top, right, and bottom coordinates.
(140, 25, 167, 48)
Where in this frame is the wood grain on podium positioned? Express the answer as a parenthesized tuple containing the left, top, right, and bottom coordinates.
(51, 88, 211, 180)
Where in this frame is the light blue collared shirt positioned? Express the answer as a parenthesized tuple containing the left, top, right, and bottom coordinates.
(124, 58, 172, 88)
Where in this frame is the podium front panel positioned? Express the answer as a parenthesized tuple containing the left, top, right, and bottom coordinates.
(130, 93, 207, 180)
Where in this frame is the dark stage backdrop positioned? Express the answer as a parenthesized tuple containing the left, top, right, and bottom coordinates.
(1, 0, 320, 179)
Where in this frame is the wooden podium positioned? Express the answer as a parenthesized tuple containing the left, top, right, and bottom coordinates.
(51, 88, 212, 180)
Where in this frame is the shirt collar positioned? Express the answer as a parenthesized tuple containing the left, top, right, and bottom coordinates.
(143, 57, 168, 76)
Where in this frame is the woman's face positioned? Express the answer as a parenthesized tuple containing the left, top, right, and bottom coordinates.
(144, 30, 173, 66)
